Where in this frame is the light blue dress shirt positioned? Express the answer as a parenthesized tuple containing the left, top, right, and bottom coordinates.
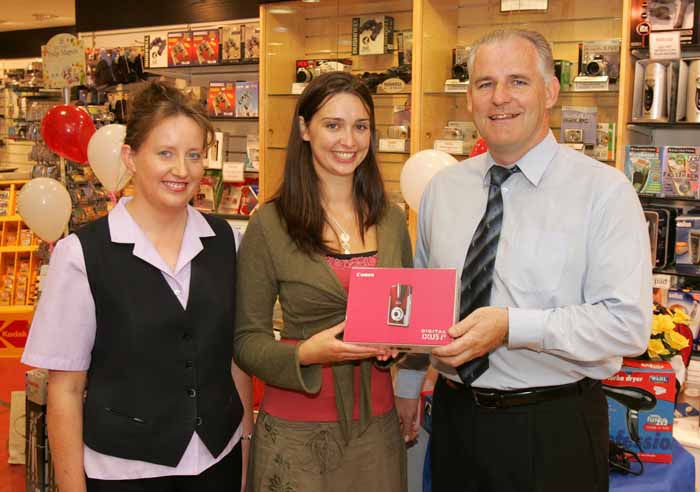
(397, 131, 652, 396)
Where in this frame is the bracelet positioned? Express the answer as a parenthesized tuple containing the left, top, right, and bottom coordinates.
(241, 433, 253, 441)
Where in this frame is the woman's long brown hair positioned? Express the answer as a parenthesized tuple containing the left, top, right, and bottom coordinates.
(273, 72, 387, 256)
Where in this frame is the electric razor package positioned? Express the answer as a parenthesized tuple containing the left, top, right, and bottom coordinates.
(632, 60, 674, 122)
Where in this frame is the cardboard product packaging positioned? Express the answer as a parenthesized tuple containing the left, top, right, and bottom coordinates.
(192, 29, 220, 65)
(144, 31, 169, 68)
(643, 206, 677, 269)
(625, 145, 663, 195)
(645, 210, 660, 266)
(632, 59, 681, 123)
(593, 123, 616, 162)
(242, 23, 260, 61)
(675, 214, 700, 274)
(167, 31, 194, 67)
(560, 106, 598, 146)
(235, 81, 259, 117)
(343, 267, 458, 352)
(221, 24, 243, 63)
(208, 81, 236, 118)
(661, 146, 700, 198)
(603, 359, 676, 463)
(630, 0, 699, 47)
(352, 16, 395, 55)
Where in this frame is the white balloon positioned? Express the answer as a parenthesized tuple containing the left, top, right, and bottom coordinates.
(400, 150, 458, 211)
(87, 124, 131, 192)
(17, 178, 72, 242)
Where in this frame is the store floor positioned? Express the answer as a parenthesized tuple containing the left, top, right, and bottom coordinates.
(0, 357, 28, 492)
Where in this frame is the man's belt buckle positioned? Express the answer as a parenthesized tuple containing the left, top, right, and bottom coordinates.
(472, 389, 505, 409)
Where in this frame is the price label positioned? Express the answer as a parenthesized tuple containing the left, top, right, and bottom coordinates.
(649, 32, 681, 60)
(223, 162, 245, 183)
(652, 274, 671, 289)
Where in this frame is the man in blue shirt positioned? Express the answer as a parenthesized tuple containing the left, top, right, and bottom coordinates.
(396, 29, 652, 492)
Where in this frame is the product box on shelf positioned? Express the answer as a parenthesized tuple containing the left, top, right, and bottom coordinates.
(167, 31, 194, 67)
(643, 205, 677, 269)
(632, 59, 680, 123)
(242, 23, 260, 61)
(554, 59, 572, 90)
(661, 146, 700, 197)
(192, 29, 220, 65)
(221, 25, 242, 63)
(603, 359, 675, 463)
(645, 210, 660, 265)
(675, 214, 700, 274)
(218, 185, 242, 215)
(193, 171, 222, 213)
(235, 81, 258, 118)
(352, 16, 395, 55)
(343, 268, 458, 352)
(144, 32, 168, 68)
(207, 81, 235, 118)
(625, 145, 662, 195)
(593, 123, 616, 162)
(630, 0, 699, 47)
(560, 106, 598, 146)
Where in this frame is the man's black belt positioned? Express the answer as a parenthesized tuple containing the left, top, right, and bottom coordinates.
(442, 375, 598, 409)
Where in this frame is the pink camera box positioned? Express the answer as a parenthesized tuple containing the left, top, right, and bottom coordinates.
(343, 267, 458, 352)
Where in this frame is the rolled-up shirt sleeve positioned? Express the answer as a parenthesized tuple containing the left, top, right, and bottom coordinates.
(21, 234, 96, 371)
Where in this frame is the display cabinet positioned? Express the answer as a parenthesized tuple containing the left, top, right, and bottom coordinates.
(0, 180, 42, 358)
(412, 0, 625, 167)
(259, 0, 413, 203)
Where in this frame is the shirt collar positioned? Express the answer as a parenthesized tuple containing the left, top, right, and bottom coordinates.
(107, 197, 215, 276)
(481, 130, 559, 187)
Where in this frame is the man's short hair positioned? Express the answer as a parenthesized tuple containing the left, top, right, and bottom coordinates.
(466, 29, 555, 82)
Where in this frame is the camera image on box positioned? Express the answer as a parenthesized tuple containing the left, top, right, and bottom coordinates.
(387, 283, 412, 327)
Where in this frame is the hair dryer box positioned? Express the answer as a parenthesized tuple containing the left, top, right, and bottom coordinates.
(603, 359, 676, 463)
(343, 267, 458, 352)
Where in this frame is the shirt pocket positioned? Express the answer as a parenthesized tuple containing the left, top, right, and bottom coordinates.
(501, 227, 567, 294)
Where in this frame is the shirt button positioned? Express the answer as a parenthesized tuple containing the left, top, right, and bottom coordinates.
(187, 388, 197, 398)
(195, 417, 203, 426)
(174, 289, 181, 296)
(185, 360, 193, 369)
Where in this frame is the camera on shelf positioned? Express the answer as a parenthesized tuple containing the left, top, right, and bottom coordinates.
(295, 59, 353, 83)
(451, 47, 470, 82)
(582, 54, 608, 77)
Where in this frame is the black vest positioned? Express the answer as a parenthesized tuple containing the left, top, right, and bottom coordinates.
(76, 214, 242, 466)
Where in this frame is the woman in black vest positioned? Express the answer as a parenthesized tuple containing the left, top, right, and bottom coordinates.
(22, 81, 252, 492)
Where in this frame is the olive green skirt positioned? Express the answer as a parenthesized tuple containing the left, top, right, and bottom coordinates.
(247, 409, 407, 492)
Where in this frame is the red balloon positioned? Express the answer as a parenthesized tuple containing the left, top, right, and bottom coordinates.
(41, 105, 96, 164)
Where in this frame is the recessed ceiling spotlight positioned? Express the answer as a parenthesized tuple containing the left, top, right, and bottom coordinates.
(32, 13, 59, 21)
(302, 0, 321, 3)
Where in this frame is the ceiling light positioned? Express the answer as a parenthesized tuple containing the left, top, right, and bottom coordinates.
(269, 7, 294, 14)
(302, 0, 321, 3)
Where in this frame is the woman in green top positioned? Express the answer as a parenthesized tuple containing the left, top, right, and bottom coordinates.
(234, 72, 412, 492)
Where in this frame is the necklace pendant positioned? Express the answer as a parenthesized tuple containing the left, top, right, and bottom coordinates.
(339, 232, 350, 244)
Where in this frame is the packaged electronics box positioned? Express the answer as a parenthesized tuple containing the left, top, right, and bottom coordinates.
(343, 267, 458, 352)
(603, 359, 675, 463)
(352, 16, 395, 55)
(625, 145, 662, 195)
(675, 215, 700, 274)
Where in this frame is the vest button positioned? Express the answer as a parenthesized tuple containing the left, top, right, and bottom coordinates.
(196, 417, 203, 426)
(187, 388, 197, 398)
(185, 360, 193, 369)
